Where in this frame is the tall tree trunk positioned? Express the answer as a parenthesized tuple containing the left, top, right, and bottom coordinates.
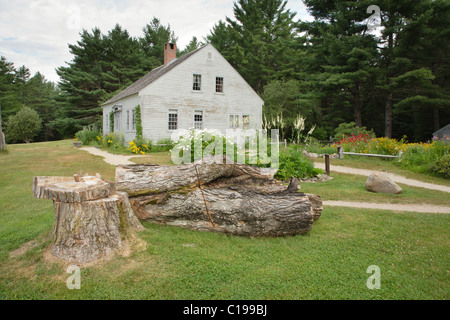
(433, 105, 440, 132)
(353, 86, 362, 127)
(385, 91, 393, 138)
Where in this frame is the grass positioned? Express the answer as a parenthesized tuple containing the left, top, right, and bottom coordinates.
(312, 156, 450, 187)
(0, 140, 449, 299)
(129, 152, 175, 166)
(300, 172, 450, 206)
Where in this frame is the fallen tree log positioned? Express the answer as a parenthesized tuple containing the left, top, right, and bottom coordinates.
(34, 174, 143, 264)
(116, 158, 322, 237)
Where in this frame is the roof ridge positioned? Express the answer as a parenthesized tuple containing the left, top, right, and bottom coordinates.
(102, 45, 207, 106)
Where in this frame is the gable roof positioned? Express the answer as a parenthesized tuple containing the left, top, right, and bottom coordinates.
(102, 46, 204, 106)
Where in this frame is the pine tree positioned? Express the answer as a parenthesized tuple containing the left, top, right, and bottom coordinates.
(218, 0, 298, 94)
(140, 17, 178, 65)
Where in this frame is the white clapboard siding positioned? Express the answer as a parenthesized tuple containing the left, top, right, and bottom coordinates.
(103, 93, 140, 142)
(103, 44, 263, 143)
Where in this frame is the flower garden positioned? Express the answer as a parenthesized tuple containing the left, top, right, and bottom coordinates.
(328, 134, 450, 178)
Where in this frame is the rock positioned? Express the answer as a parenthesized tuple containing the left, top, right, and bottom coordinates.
(366, 172, 402, 194)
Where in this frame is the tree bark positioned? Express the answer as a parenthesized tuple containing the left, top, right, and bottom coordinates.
(0, 131, 5, 152)
(34, 175, 143, 264)
(385, 91, 393, 138)
(353, 89, 362, 128)
(116, 159, 322, 237)
(433, 105, 440, 132)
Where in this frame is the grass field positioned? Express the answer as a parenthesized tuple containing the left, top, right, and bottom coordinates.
(0, 140, 449, 299)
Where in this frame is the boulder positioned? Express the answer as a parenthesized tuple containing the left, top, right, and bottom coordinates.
(366, 172, 402, 194)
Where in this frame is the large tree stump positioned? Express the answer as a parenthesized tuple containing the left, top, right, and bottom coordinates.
(116, 157, 322, 237)
(33, 174, 143, 264)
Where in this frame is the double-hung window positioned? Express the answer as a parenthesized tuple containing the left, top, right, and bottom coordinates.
(194, 110, 203, 130)
(193, 74, 202, 91)
(168, 109, 178, 130)
(229, 114, 239, 129)
(242, 115, 250, 130)
(215, 77, 224, 93)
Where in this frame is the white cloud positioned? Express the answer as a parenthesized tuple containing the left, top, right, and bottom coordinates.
(0, 0, 311, 83)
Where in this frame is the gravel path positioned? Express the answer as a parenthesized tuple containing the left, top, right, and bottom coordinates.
(80, 147, 450, 213)
(324, 201, 450, 214)
(80, 147, 144, 166)
(314, 163, 450, 193)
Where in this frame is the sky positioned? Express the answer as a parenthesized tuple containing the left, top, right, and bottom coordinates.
(0, 0, 312, 84)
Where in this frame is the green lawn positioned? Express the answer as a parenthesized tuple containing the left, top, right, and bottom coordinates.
(0, 140, 449, 299)
(312, 156, 450, 187)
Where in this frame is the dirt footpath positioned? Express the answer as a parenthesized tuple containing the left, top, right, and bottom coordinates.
(314, 163, 450, 193)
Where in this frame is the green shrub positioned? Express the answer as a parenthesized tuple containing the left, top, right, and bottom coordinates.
(305, 139, 337, 155)
(334, 122, 375, 141)
(5, 106, 42, 143)
(100, 132, 127, 152)
(75, 129, 101, 145)
(135, 105, 143, 137)
(275, 146, 322, 180)
(429, 154, 450, 178)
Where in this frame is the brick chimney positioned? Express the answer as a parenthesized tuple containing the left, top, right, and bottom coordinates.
(164, 43, 176, 66)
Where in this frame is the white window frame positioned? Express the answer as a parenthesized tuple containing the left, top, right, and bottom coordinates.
(192, 73, 202, 92)
(168, 108, 178, 131)
(126, 110, 130, 131)
(131, 109, 136, 132)
(229, 114, 240, 129)
(215, 76, 224, 94)
(242, 114, 250, 130)
(194, 110, 204, 130)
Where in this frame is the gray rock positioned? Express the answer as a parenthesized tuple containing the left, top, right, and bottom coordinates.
(366, 172, 402, 194)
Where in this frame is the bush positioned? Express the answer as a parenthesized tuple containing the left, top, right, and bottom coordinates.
(304, 139, 337, 155)
(334, 122, 375, 141)
(75, 129, 101, 145)
(98, 132, 127, 152)
(337, 133, 373, 153)
(275, 146, 322, 180)
(398, 138, 449, 174)
(368, 137, 406, 156)
(429, 154, 450, 178)
(5, 106, 42, 143)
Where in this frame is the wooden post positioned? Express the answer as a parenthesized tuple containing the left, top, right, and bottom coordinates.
(325, 154, 330, 176)
(337, 146, 344, 159)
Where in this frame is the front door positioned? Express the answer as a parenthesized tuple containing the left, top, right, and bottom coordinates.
(114, 111, 121, 132)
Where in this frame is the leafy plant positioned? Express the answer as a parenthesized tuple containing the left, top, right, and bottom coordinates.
(135, 105, 143, 137)
(275, 146, 322, 180)
(75, 128, 102, 145)
(429, 153, 450, 178)
(333, 122, 375, 141)
(5, 106, 42, 143)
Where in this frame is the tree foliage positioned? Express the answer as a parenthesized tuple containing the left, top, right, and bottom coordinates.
(5, 106, 42, 143)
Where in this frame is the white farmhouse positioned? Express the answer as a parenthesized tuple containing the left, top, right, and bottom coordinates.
(102, 43, 263, 143)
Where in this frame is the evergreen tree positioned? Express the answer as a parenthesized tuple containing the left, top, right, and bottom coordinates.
(221, 0, 298, 93)
(141, 17, 178, 65)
